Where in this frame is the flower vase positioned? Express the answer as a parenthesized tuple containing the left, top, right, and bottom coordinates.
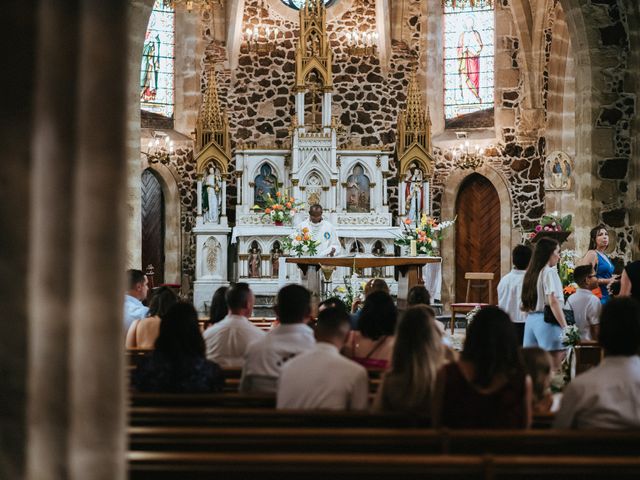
(274, 220, 284, 226)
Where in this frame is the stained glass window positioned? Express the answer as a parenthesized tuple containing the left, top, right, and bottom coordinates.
(140, 0, 174, 118)
(443, 0, 494, 122)
(281, 0, 335, 10)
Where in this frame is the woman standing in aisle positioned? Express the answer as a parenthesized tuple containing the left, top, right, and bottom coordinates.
(581, 225, 617, 304)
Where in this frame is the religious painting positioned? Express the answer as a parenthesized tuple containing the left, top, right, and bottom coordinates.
(254, 163, 278, 209)
(140, 0, 174, 118)
(544, 151, 573, 191)
(443, 0, 494, 127)
(346, 164, 371, 213)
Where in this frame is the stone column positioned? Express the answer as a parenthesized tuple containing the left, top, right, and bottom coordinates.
(68, 0, 128, 479)
(27, 2, 78, 479)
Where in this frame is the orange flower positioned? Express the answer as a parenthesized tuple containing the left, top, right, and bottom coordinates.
(564, 285, 576, 296)
(276, 191, 282, 197)
(302, 227, 309, 233)
(295, 235, 302, 241)
(289, 197, 295, 203)
(404, 218, 412, 225)
(303, 234, 310, 241)
(286, 202, 292, 208)
(265, 208, 272, 214)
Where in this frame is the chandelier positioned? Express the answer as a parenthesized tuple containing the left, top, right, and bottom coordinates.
(344, 30, 379, 56)
(143, 132, 174, 164)
(453, 139, 484, 170)
(167, 0, 221, 12)
(242, 0, 280, 54)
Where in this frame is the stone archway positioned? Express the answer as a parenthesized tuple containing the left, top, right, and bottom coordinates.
(440, 164, 513, 307)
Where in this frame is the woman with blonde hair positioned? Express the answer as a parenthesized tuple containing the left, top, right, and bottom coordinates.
(373, 305, 445, 415)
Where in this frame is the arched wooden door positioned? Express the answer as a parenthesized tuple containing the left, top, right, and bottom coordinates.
(454, 173, 500, 304)
(141, 169, 165, 286)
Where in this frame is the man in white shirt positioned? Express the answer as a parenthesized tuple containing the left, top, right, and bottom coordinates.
(554, 297, 640, 429)
(203, 282, 264, 367)
(297, 204, 342, 257)
(566, 265, 601, 341)
(123, 269, 149, 333)
(497, 245, 531, 344)
(277, 307, 369, 410)
(240, 284, 315, 393)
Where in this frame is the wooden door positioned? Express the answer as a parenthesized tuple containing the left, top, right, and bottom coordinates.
(454, 173, 500, 303)
(141, 169, 165, 286)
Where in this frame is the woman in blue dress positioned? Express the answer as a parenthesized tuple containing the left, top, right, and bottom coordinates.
(581, 225, 617, 304)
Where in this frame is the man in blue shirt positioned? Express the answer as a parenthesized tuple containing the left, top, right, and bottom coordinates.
(124, 269, 149, 334)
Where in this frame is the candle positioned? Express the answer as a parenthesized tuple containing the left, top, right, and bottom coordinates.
(410, 239, 417, 256)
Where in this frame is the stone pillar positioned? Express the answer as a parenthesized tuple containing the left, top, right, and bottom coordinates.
(1, 2, 37, 478)
(27, 2, 78, 479)
(197, 178, 203, 216)
(68, 0, 128, 479)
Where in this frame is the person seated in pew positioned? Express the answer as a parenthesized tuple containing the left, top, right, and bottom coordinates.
(350, 278, 390, 329)
(132, 302, 224, 393)
(344, 291, 397, 370)
(126, 286, 178, 350)
(407, 285, 431, 306)
(433, 306, 532, 429)
(277, 307, 369, 410)
(205, 285, 228, 329)
(240, 284, 315, 394)
(318, 296, 348, 314)
(123, 269, 149, 333)
(203, 283, 264, 368)
(373, 305, 446, 416)
(520, 347, 554, 415)
(554, 297, 640, 429)
(566, 265, 601, 341)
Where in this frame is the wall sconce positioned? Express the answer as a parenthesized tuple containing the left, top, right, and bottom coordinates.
(143, 132, 174, 164)
(454, 140, 484, 170)
(344, 30, 379, 56)
(242, 25, 280, 55)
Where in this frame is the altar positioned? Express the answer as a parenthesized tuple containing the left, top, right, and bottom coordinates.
(286, 256, 441, 308)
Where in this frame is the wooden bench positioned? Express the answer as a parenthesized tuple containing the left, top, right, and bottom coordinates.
(129, 426, 640, 456)
(128, 451, 640, 480)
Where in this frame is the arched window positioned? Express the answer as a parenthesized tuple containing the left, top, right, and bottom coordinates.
(443, 0, 494, 127)
(140, 0, 175, 118)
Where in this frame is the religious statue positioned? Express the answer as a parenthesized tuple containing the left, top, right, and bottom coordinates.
(270, 243, 283, 278)
(346, 164, 371, 213)
(202, 165, 221, 223)
(404, 163, 424, 224)
(140, 33, 160, 102)
(254, 163, 277, 208)
(457, 16, 483, 103)
(248, 246, 261, 278)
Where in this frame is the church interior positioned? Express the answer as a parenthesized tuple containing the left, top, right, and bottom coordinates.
(3, 0, 640, 478)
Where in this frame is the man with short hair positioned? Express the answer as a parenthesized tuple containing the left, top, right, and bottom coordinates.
(277, 307, 369, 410)
(567, 265, 601, 341)
(124, 269, 149, 333)
(240, 284, 316, 393)
(203, 283, 264, 367)
(497, 244, 532, 343)
(297, 204, 342, 257)
(554, 297, 640, 429)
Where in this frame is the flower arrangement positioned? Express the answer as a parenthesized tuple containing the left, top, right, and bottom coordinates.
(465, 305, 482, 327)
(252, 190, 303, 225)
(331, 274, 365, 312)
(395, 214, 456, 256)
(282, 226, 320, 257)
(558, 249, 578, 300)
(527, 212, 572, 242)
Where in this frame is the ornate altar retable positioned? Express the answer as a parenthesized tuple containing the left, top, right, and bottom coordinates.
(286, 256, 441, 308)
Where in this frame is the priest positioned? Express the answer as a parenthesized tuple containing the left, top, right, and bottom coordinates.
(297, 204, 342, 257)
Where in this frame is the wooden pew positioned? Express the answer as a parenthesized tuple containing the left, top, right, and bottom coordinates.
(129, 426, 640, 456)
(128, 451, 640, 480)
(130, 393, 276, 409)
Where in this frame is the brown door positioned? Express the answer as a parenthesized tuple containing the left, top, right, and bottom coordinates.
(454, 173, 500, 303)
(141, 169, 165, 286)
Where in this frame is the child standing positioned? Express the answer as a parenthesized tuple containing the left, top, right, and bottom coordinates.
(566, 265, 601, 341)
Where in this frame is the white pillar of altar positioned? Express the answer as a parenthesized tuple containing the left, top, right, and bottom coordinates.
(399, 180, 405, 216)
(196, 178, 203, 216)
(322, 92, 332, 126)
(423, 181, 430, 215)
(221, 179, 227, 218)
(296, 92, 305, 126)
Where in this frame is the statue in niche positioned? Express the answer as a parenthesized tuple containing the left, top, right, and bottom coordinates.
(544, 151, 573, 191)
(404, 162, 425, 224)
(203, 237, 220, 276)
(270, 242, 283, 278)
(254, 164, 277, 209)
(371, 242, 385, 278)
(346, 164, 371, 213)
(306, 173, 323, 207)
(248, 245, 261, 278)
(202, 165, 222, 223)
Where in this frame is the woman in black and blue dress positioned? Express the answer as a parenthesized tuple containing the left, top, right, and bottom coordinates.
(581, 225, 617, 304)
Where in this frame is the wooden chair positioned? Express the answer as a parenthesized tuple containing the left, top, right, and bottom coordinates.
(448, 272, 495, 334)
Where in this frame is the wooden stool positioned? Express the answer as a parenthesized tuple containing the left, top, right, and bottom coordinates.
(448, 272, 495, 334)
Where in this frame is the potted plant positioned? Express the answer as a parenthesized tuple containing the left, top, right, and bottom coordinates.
(527, 212, 572, 245)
